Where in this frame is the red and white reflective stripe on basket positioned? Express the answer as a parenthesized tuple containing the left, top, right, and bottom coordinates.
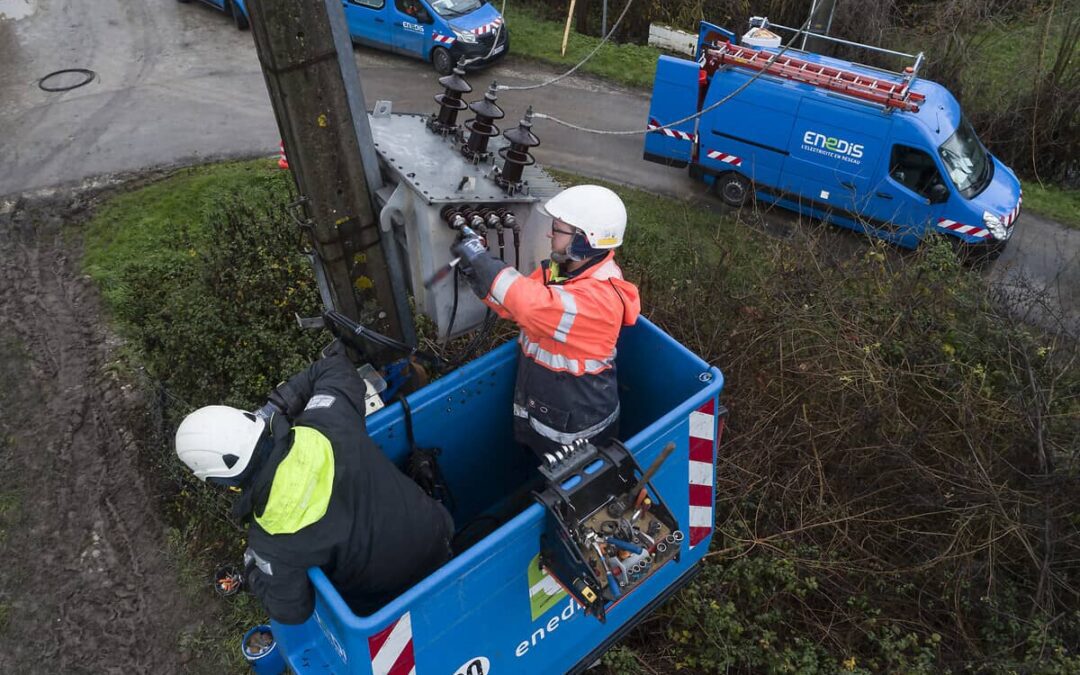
(474, 17, 503, 35)
(432, 32, 455, 45)
(705, 149, 743, 166)
(647, 118, 697, 143)
(688, 399, 718, 548)
(368, 612, 415, 675)
(937, 218, 989, 239)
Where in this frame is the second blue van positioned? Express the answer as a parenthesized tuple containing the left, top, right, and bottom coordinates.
(644, 19, 1023, 257)
(345, 0, 509, 74)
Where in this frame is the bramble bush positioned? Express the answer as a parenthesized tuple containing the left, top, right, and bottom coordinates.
(605, 206, 1080, 672)
(84, 163, 1079, 673)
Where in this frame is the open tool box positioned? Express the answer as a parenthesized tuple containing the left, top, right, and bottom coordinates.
(535, 439, 683, 623)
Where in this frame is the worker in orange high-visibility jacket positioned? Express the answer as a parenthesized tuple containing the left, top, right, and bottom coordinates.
(452, 185, 641, 461)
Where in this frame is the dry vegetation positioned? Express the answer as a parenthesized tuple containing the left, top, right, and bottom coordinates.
(529, 0, 1079, 187)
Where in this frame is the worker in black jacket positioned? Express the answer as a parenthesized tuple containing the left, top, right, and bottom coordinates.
(174, 350, 454, 623)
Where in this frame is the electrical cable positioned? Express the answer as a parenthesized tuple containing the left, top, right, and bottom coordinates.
(456, 0, 508, 69)
(443, 264, 461, 347)
(496, 0, 636, 92)
(455, 310, 498, 366)
(529, 14, 813, 136)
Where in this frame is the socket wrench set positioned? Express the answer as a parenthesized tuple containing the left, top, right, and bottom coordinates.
(535, 439, 682, 623)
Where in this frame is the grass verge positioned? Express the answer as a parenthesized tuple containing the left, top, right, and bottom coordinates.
(82, 160, 1080, 673)
(1021, 183, 1080, 230)
(503, 3, 661, 89)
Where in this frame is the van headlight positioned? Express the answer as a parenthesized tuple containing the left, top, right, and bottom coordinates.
(982, 211, 1007, 239)
(453, 29, 477, 44)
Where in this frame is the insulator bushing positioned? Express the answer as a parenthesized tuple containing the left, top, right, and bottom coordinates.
(495, 208, 519, 232)
(462, 81, 504, 162)
(496, 106, 540, 191)
(429, 67, 472, 135)
(440, 204, 468, 230)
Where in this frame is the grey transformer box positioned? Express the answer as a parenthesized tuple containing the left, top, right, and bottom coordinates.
(368, 82, 560, 341)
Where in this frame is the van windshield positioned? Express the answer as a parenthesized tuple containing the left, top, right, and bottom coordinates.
(938, 117, 992, 199)
(429, 0, 482, 17)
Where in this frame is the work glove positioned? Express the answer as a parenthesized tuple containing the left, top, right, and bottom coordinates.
(253, 401, 280, 422)
(267, 380, 305, 420)
(320, 338, 351, 361)
(450, 227, 487, 276)
(450, 228, 494, 297)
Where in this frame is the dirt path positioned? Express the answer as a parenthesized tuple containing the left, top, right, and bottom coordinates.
(0, 190, 216, 673)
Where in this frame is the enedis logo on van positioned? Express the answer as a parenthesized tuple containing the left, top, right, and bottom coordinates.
(802, 131, 865, 164)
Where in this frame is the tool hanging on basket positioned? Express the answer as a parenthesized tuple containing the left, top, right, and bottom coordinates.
(400, 395, 455, 512)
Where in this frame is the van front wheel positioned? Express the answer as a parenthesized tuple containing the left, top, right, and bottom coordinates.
(716, 171, 752, 208)
(432, 47, 454, 75)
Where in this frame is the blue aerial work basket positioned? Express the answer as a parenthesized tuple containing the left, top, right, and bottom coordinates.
(272, 317, 725, 674)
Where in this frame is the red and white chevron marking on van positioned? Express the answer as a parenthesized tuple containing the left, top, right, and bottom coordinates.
(473, 17, 504, 35)
(705, 149, 743, 166)
(936, 218, 989, 239)
(1002, 193, 1023, 228)
(432, 32, 456, 45)
(647, 118, 697, 143)
(368, 612, 415, 675)
(688, 399, 719, 548)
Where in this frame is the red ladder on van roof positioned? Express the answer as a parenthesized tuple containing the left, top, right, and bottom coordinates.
(703, 42, 926, 112)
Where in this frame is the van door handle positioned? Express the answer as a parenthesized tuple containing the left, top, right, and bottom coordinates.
(375, 17, 384, 22)
(875, 192, 893, 200)
(840, 181, 856, 190)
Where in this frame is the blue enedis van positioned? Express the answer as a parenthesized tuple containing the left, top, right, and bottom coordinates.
(178, 0, 250, 30)
(180, 0, 508, 75)
(344, 0, 509, 74)
(644, 20, 1023, 256)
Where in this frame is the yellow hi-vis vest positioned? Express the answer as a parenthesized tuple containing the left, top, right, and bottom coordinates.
(255, 426, 335, 535)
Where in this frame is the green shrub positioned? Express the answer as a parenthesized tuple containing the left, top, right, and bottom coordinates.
(82, 161, 1080, 673)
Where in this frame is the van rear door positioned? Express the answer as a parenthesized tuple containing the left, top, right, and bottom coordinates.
(345, 0, 392, 49)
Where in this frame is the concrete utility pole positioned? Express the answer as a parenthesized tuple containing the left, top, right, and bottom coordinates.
(245, 0, 413, 347)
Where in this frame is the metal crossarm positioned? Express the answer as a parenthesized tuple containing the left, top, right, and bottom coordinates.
(704, 42, 926, 112)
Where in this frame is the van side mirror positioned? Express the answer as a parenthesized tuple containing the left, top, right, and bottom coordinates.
(929, 183, 949, 204)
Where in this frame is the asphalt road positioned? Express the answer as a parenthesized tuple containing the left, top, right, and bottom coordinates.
(1, 0, 1076, 333)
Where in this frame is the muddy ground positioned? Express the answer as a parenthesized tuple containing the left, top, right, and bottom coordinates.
(0, 182, 220, 673)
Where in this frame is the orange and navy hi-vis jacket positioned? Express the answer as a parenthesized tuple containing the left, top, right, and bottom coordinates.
(469, 249, 641, 456)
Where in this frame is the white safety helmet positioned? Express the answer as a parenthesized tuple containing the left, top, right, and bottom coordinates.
(175, 405, 266, 482)
(541, 185, 627, 249)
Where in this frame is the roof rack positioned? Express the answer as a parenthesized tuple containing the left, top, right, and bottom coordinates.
(703, 18, 926, 112)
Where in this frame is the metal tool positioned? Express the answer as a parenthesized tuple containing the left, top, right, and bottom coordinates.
(609, 441, 676, 518)
(587, 533, 621, 600)
(422, 256, 461, 288)
(606, 537, 644, 555)
(631, 497, 652, 523)
(422, 225, 482, 288)
(626, 442, 677, 507)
